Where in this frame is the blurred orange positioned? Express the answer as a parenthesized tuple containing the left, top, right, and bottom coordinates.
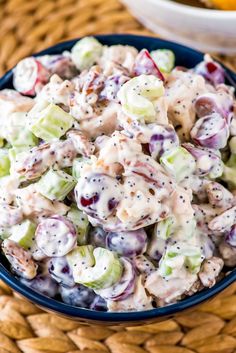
(202, 0, 236, 10)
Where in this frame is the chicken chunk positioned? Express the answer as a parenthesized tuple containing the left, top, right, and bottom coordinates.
(209, 206, 236, 232)
(0, 205, 23, 228)
(206, 182, 235, 209)
(66, 129, 95, 157)
(15, 184, 69, 220)
(2, 239, 38, 279)
(219, 241, 236, 267)
(107, 276, 152, 312)
(37, 74, 75, 106)
(165, 70, 208, 140)
(14, 138, 79, 180)
(199, 257, 224, 287)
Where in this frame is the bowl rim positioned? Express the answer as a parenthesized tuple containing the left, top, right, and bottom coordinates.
(0, 260, 235, 321)
(0, 34, 235, 323)
(150, 0, 236, 17)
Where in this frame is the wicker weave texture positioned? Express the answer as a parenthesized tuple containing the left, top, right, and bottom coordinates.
(0, 0, 155, 75)
(0, 0, 235, 75)
(0, 0, 236, 76)
(0, 281, 236, 353)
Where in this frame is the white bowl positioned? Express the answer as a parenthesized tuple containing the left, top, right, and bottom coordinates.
(122, 0, 236, 54)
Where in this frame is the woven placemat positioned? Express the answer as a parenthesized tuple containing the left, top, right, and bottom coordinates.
(0, 0, 236, 352)
(0, 280, 236, 353)
(0, 0, 236, 75)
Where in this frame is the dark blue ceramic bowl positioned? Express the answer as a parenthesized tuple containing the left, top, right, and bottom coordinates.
(0, 35, 235, 325)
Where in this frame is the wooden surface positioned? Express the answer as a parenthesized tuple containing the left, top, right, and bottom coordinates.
(0, 0, 236, 352)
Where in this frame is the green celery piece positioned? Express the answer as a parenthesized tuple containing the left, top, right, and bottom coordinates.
(36, 169, 76, 201)
(73, 247, 123, 290)
(150, 49, 175, 73)
(67, 205, 89, 245)
(0, 227, 11, 240)
(154, 217, 174, 240)
(29, 103, 74, 142)
(72, 157, 91, 179)
(117, 75, 165, 123)
(5, 112, 38, 150)
(71, 36, 103, 71)
(0, 149, 10, 177)
(221, 154, 236, 189)
(67, 245, 95, 281)
(160, 146, 196, 182)
(9, 220, 36, 250)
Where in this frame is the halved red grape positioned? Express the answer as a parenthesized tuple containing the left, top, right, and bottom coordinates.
(190, 113, 229, 149)
(48, 256, 75, 288)
(133, 49, 164, 81)
(194, 57, 225, 86)
(225, 224, 236, 248)
(59, 284, 96, 308)
(38, 55, 77, 79)
(106, 228, 147, 256)
(89, 227, 108, 248)
(95, 258, 136, 301)
(35, 215, 77, 257)
(75, 173, 123, 220)
(20, 275, 58, 298)
(195, 92, 234, 122)
(100, 74, 130, 102)
(13, 57, 50, 96)
(183, 143, 223, 178)
(90, 295, 108, 311)
(149, 125, 179, 160)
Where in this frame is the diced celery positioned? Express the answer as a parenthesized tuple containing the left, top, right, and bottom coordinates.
(4, 112, 38, 150)
(159, 244, 203, 278)
(150, 49, 175, 73)
(10, 128, 38, 150)
(163, 266, 173, 276)
(28, 103, 74, 142)
(9, 220, 36, 250)
(221, 154, 236, 189)
(67, 205, 89, 245)
(9, 148, 19, 175)
(71, 37, 103, 71)
(159, 250, 181, 278)
(160, 146, 196, 182)
(8, 148, 31, 182)
(117, 74, 165, 123)
(67, 245, 95, 267)
(185, 254, 202, 273)
(36, 169, 76, 201)
(0, 227, 11, 240)
(182, 218, 197, 240)
(153, 217, 174, 240)
(0, 149, 10, 177)
(73, 247, 123, 290)
(67, 245, 95, 280)
(72, 157, 91, 179)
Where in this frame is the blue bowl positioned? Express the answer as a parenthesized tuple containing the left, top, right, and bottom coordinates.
(0, 34, 235, 325)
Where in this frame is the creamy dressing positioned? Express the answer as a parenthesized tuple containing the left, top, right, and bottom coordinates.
(38, 74, 75, 106)
(165, 69, 209, 140)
